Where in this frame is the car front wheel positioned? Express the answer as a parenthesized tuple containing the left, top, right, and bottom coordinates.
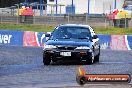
(95, 53, 100, 62)
(95, 48, 100, 62)
(87, 52, 94, 65)
(43, 52, 51, 65)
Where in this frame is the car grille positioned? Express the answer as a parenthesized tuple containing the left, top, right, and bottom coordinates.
(57, 46, 76, 50)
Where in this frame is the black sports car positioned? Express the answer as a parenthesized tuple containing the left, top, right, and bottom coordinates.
(43, 24, 100, 65)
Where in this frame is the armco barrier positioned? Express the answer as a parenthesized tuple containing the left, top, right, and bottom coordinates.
(0, 30, 23, 46)
(0, 30, 131, 50)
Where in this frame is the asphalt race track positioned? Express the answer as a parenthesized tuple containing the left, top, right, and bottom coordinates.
(0, 45, 132, 88)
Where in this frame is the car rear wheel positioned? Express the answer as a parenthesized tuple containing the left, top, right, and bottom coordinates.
(43, 53, 51, 65)
(87, 52, 94, 65)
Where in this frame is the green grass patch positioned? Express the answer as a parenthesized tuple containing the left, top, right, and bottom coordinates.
(93, 26, 132, 35)
(0, 23, 132, 35)
(0, 23, 54, 32)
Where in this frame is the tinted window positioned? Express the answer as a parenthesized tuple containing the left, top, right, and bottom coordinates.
(50, 26, 91, 40)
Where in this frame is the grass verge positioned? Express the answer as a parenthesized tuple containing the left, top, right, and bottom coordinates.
(0, 23, 132, 35)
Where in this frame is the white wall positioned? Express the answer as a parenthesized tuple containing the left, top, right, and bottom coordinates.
(89, 0, 124, 14)
(89, 0, 114, 14)
(74, 0, 88, 14)
(47, 0, 72, 14)
(116, 0, 124, 9)
(47, 0, 88, 14)
(46, 0, 124, 15)
(47, 0, 55, 14)
(57, 0, 72, 14)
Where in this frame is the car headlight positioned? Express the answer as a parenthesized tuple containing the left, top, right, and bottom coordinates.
(44, 45, 56, 49)
(76, 46, 90, 49)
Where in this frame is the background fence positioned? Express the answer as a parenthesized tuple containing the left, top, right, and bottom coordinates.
(0, 8, 132, 28)
(1, 15, 132, 28)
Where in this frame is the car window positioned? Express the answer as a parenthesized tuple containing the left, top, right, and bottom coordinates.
(50, 26, 92, 40)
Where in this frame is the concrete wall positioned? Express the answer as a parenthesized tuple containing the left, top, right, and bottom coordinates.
(46, 0, 124, 15)
(47, 0, 71, 14)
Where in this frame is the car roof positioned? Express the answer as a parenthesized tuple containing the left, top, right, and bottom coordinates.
(55, 24, 96, 36)
(59, 24, 91, 28)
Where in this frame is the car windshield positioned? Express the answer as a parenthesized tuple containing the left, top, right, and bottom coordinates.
(50, 26, 92, 40)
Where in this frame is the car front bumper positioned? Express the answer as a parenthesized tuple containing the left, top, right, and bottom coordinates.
(43, 49, 92, 62)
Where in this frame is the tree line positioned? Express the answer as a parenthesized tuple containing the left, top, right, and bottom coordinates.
(0, 0, 47, 8)
(0, 0, 23, 8)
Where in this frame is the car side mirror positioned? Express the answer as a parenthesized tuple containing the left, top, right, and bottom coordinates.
(92, 35, 98, 39)
(45, 34, 51, 37)
(45, 34, 51, 41)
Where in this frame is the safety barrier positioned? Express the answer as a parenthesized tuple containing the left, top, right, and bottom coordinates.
(0, 30, 23, 46)
(0, 30, 132, 50)
(98, 34, 132, 50)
